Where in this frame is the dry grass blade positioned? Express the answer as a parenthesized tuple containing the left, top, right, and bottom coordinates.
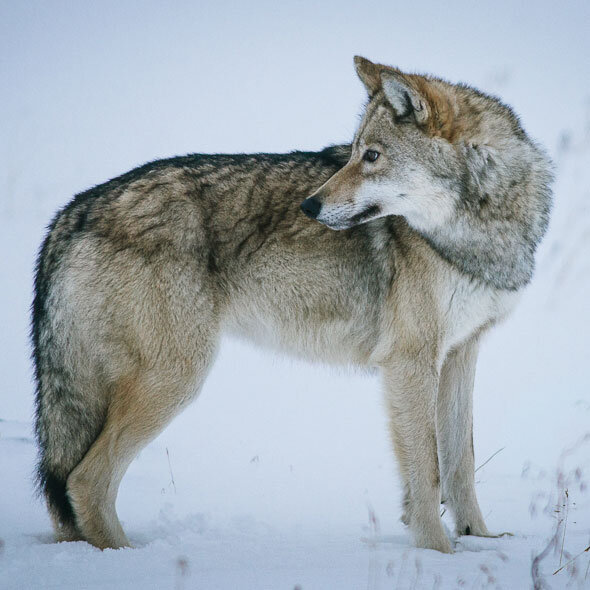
(166, 447, 177, 494)
(558, 489, 568, 566)
(552, 545, 590, 576)
(475, 447, 505, 474)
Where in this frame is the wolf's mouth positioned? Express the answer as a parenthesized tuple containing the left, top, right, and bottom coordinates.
(349, 204, 381, 225)
(319, 204, 382, 230)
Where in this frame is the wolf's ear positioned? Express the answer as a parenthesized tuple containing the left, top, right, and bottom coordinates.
(354, 56, 382, 96)
(380, 71, 429, 124)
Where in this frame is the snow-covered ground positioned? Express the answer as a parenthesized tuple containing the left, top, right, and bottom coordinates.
(1, 2, 589, 588)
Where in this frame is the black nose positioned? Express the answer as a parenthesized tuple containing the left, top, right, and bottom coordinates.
(300, 196, 322, 219)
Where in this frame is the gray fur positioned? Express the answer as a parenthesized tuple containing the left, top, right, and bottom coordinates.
(32, 57, 552, 552)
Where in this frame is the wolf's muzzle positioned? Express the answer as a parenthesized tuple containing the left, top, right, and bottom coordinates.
(300, 196, 322, 219)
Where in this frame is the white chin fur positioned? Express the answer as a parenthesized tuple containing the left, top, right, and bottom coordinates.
(317, 207, 382, 230)
(317, 219, 351, 230)
(384, 191, 457, 233)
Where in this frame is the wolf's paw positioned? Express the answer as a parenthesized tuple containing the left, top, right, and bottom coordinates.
(417, 536, 454, 554)
(413, 528, 454, 554)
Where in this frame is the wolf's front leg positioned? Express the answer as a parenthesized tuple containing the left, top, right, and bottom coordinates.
(383, 357, 452, 553)
(437, 336, 489, 538)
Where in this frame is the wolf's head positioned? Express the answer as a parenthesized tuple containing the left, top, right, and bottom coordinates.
(302, 57, 553, 290)
(301, 57, 472, 233)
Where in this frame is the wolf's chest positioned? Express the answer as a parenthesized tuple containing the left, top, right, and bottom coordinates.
(441, 275, 521, 352)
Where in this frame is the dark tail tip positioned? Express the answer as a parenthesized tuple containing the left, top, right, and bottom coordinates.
(38, 464, 76, 529)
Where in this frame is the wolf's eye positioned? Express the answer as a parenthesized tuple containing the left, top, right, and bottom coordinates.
(363, 149, 380, 163)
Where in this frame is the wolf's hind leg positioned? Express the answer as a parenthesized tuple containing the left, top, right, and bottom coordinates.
(67, 343, 216, 550)
(437, 336, 489, 538)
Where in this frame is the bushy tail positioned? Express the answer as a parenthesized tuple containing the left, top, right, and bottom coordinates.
(32, 230, 106, 536)
(34, 362, 106, 536)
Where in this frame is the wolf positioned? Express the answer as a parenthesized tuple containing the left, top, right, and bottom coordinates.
(32, 56, 552, 553)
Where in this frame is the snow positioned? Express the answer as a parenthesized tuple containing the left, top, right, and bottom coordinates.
(1, 1, 590, 588)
